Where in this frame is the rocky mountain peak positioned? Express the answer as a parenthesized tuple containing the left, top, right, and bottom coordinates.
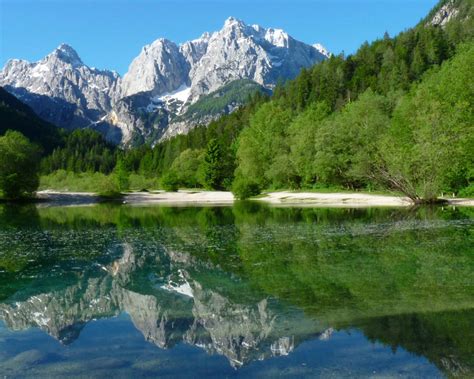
(219, 16, 257, 41)
(263, 27, 291, 48)
(145, 38, 175, 51)
(0, 43, 122, 141)
(50, 43, 83, 67)
(223, 16, 245, 28)
(121, 38, 189, 98)
(200, 31, 212, 41)
(220, 17, 291, 48)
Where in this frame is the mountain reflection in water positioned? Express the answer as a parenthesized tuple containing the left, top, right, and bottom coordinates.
(0, 203, 472, 377)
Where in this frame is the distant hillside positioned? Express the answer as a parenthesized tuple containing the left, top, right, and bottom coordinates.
(0, 87, 64, 153)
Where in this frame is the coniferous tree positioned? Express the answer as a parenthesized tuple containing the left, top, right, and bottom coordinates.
(114, 157, 130, 192)
(202, 139, 225, 190)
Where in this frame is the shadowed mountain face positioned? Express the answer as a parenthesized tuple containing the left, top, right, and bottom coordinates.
(0, 87, 64, 153)
(0, 204, 472, 376)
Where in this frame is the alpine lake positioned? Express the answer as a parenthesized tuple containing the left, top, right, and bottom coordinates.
(0, 200, 472, 378)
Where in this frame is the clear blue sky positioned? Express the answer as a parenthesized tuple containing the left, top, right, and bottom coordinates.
(1, 0, 438, 75)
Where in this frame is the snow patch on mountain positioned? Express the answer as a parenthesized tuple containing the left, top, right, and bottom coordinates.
(161, 84, 192, 104)
(313, 43, 331, 58)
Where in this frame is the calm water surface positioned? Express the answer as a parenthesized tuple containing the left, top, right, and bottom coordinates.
(0, 203, 472, 378)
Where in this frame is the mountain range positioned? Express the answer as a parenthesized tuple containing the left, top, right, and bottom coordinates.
(0, 18, 328, 146)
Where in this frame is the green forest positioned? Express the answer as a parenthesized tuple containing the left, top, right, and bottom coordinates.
(1, 0, 473, 201)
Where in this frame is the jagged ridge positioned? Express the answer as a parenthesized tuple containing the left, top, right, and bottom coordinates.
(0, 18, 328, 145)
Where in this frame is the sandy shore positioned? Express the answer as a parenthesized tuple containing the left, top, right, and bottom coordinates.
(442, 198, 474, 207)
(36, 190, 474, 207)
(38, 190, 97, 197)
(122, 190, 413, 207)
(258, 191, 413, 207)
(124, 191, 234, 205)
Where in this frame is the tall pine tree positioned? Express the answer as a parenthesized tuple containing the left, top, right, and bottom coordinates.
(202, 139, 225, 190)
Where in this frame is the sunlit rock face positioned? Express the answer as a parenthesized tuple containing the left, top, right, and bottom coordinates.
(120, 17, 327, 104)
(430, 0, 460, 27)
(121, 39, 190, 99)
(183, 17, 327, 104)
(0, 19, 327, 146)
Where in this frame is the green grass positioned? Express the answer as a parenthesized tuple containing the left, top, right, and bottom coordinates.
(40, 170, 113, 193)
(40, 170, 161, 194)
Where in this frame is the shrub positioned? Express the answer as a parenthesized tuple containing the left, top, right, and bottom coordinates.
(114, 158, 130, 192)
(232, 177, 261, 200)
(97, 175, 121, 198)
(161, 171, 180, 192)
(128, 174, 160, 191)
(459, 184, 474, 198)
(170, 148, 205, 188)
